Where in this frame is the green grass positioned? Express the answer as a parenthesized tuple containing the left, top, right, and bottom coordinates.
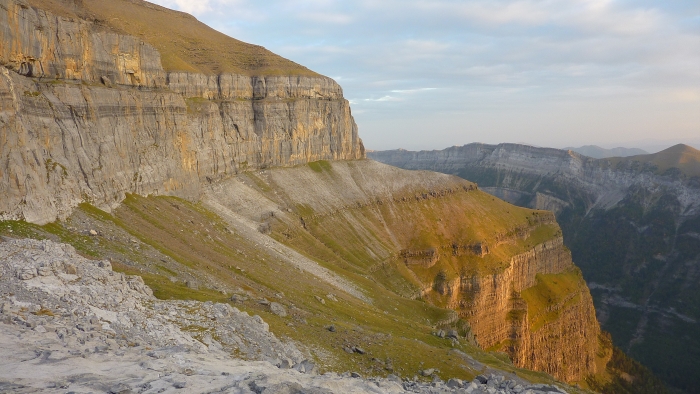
(27, 0, 319, 76)
(308, 160, 333, 173)
(0, 196, 584, 389)
(521, 268, 586, 331)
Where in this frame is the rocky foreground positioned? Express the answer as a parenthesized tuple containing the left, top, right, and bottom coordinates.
(0, 238, 570, 393)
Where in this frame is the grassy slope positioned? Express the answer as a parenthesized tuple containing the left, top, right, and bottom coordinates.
(26, 0, 318, 76)
(205, 161, 604, 386)
(0, 166, 596, 392)
(0, 196, 575, 388)
(521, 269, 586, 332)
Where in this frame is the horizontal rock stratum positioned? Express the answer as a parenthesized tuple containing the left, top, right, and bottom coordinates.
(1, 0, 610, 389)
(0, 0, 364, 224)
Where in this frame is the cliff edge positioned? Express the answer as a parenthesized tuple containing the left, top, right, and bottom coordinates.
(0, 0, 364, 224)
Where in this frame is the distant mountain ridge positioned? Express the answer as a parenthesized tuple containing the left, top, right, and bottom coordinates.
(565, 145, 648, 159)
(369, 143, 700, 393)
(607, 143, 700, 178)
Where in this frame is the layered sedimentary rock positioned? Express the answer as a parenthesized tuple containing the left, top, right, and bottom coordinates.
(370, 143, 700, 391)
(0, 0, 364, 224)
(453, 237, 599, 382)
(203, 160, 602, 383)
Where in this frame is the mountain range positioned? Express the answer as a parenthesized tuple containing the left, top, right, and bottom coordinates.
(370, 143, 700, 393)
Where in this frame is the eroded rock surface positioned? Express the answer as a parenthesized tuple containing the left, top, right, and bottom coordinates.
(0, 237, 573, 394)
(0, 0, 364, 225)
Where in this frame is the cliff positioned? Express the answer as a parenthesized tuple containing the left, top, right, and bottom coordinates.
(455, 238, 598, 382)
(200, 160, 603, 383)
(370, 143, 700, 392)
(0, 0, 364, 224)
(0, 0, 605, 387)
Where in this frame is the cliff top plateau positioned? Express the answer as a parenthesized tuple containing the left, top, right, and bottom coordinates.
(22, 0, 319, 75)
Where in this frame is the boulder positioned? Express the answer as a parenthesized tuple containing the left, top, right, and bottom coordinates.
(270, 302, 287, 317)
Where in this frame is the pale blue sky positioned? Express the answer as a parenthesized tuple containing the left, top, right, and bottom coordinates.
(149, 0, 700, 152)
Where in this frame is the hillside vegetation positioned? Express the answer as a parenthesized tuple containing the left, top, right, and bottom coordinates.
(0, 160, 596, 392)
(25, 0, 318, 75)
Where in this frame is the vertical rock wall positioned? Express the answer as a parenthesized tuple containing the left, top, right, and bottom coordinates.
(0, 0, 364, 224)
(453, 238, 600, 382)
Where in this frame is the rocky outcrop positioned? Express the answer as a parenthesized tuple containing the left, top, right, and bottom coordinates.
(0, 0, 364, 224)
(453, 238, 599, 382)
(0, 237, 577, 393)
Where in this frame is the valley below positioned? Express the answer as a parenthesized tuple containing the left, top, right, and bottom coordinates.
(370, 143, 700, 393)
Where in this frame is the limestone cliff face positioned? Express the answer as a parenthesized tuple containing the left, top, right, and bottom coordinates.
(0, 0, 165, 87)
(0, 0, 364, 224)
(368, 143, 700, 215)
(452, 237, 599, 382)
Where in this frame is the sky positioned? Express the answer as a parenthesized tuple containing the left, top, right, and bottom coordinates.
(149, 0, 700, 152)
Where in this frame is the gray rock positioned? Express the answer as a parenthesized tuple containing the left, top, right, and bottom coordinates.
(109, 382, 133, 393)
(261, 382, 304, 394)
(446, 378, 463, 388)
(259, 299, 271, 306)
(292, 360, 313, 374)
(270, 302, 287, 317)
(231, 294, 248, 303)
(37, 266, 53, 276)
(17, 268, 37, 280)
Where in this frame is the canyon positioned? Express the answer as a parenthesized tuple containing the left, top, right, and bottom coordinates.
(0, 0, 657, 392)
(370, 143, 700, 392)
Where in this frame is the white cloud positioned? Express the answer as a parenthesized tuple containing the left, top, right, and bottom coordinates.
(145, 0, 700, 150)
(364, 96, 402, 102)
(390, 88, 437, 93)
